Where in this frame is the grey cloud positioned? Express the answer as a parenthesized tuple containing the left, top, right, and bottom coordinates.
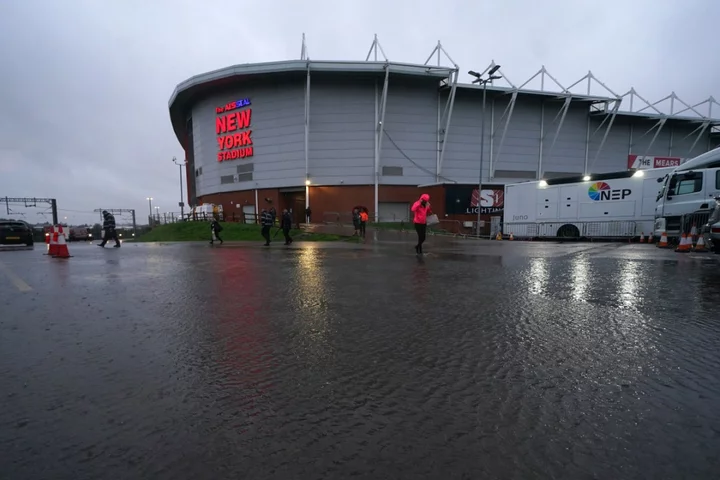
(1, 0, 718, 224)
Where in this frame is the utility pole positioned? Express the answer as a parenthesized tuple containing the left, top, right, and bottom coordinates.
(173, 156, 187, 220)
(146, 197, 153, 226)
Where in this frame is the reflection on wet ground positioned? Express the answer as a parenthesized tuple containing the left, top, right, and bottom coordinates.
(1, 239, 719, 479)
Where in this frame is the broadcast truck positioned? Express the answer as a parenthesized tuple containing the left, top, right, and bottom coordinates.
(653, 146, 720, 238)
(503, 167, 674, 239)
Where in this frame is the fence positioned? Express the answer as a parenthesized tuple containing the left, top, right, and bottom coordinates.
(321, 211, 406, 225)
(428, 219, 470, 237)
(503, 221, 638, 240)
(680, 211, 712, 236)
(150, 211, 262, 224)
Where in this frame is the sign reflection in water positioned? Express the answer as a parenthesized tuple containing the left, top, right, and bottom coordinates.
(294, 246, 332, 364)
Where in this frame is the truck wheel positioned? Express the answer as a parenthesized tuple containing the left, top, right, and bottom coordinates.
(557, 224, 580, 239)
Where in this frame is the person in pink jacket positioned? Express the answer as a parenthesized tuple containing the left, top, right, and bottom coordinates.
(411, 193, 432, 255)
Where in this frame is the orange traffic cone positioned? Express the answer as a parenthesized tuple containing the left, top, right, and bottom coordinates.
(675, 233, 691, 253)
(694, 235, 708, 252)
(53, 231, 72, 258)
(639, 232, 645, 243)
(509, 233, 514, 241)
(656, 232, 669, 248)
(690, 223, 698, 243)
(648, 232, 654, 243)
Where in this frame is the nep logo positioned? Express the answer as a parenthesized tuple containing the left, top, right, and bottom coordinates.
(588, 182, 631, 201)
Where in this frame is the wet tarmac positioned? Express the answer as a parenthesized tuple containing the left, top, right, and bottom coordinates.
(1, 238, 720, 479)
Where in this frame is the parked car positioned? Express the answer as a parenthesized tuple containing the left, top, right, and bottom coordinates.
(702, 196, 720, 254)
(0, 220, 34, 247)
(69, 227, 92, 241)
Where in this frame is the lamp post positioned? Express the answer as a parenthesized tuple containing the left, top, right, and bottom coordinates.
(146, 197, 153, 225)
(172, 156, 187, 220)
(469, 66, 502, 237)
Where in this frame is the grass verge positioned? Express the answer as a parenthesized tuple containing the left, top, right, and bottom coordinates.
(136, 222, 344, 243)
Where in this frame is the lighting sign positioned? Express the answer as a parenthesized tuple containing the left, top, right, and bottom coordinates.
(215, 98, 253, 162)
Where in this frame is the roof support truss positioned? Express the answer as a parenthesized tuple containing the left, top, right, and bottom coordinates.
(685, 121, 711, 155)
(373, 64, 390, 222)
(490, 90, 518, 178)
(300, 33, 309, 60)
(366, 34, 389, 62)
(425, 41, 459, 180)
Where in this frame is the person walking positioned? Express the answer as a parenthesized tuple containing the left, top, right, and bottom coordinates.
(411, 194, 432, 255)
(281, 208, 293, 245)
(359, 209, 369, 238)
(352, 208, 361, 236)
(260, 208, 273, 246)
(269, 207, 277, 226)
(210, 218, 224, 245)
(98, 210, 121, 248)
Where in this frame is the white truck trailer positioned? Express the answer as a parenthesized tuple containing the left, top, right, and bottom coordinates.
(654, 146, 720, 237)
(503, 167, 674, 239)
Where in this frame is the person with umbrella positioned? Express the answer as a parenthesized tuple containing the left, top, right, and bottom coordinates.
(352, 205, 369, 238)
(359, 207, 369, 238)
(352, 208, 361, 236)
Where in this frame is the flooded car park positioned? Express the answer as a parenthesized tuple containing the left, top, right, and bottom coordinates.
(1, 239, 719, 479)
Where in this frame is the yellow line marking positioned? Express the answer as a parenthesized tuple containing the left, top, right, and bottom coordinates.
(0, 259, 33, 292)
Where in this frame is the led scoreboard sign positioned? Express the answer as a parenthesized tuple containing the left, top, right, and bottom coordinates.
(215, 98, 253, 162)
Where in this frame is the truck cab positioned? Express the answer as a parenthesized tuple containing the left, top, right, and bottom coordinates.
(655, 147, 720, 236)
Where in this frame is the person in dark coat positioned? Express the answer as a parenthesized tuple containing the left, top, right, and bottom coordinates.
(260, 208, 273, 246)
(305, 206, 312, 224)
(352, 208, 361, 236)
(98, 210, 120, 248)
(269, 207, 277, 226)
(281, 209, 293, 245)
(210, 219, 224, 245)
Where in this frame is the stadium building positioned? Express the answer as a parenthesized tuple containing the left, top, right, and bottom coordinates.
(168, 36, 720, 227)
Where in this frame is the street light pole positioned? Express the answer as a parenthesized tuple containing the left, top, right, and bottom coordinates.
(477, 80, 487, 237)
(146, 197, 153, 225)
(172, 156, 187, 220)
(469, 66, 502, 237)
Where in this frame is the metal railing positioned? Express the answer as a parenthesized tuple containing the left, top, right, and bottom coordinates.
(321, 211, 404, 225)
(681, 211, 712, 237)
(428, 219, 467, 237)
(502, 221, 638, 240)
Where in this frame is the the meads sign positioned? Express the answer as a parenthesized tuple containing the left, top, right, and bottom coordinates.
(627, 154, 683, 170)
(215, 98, 254, 163)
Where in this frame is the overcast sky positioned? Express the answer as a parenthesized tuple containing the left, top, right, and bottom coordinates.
(0, 0, 718, 225)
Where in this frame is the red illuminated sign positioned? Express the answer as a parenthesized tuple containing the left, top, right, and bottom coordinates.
(215, 98, 253, 162)
(627, 154, 683, 170)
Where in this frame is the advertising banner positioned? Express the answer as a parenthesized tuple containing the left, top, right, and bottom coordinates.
(445, 185, 504, 215)
(627, 155, 683, 170)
